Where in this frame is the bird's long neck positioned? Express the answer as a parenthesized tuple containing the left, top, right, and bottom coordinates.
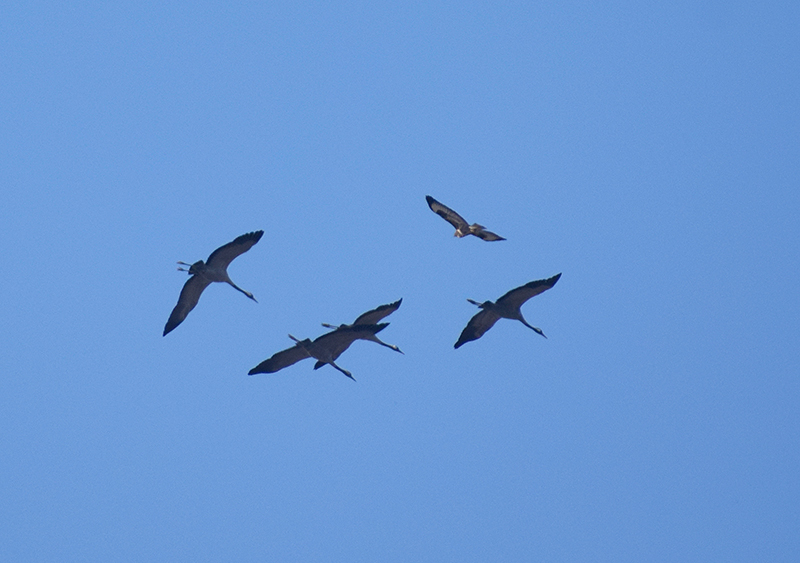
(519, 318, 546, 338)
(227, 280, 257, 302)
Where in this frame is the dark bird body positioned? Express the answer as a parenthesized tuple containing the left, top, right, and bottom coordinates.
(163, 230, 264, 336)
(321, 299, 404, 354)
(455, 273, 561, 348)
(426, 195, 506, 241)
(249, 323, 391, 381)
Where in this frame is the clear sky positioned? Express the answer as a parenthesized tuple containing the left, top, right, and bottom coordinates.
(2, 1, 799, 561)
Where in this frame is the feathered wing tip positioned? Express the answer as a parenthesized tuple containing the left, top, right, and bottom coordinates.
(469, 223, 506, 241)
(248, 362, 270, 375)
(425, 195, 469, 231)
(454, 309, 500, 349)
(229, 230, 264, 247)
(524, 272, 561, 289)
(163, 275, 212, 336)
(496, 273, 563, 308)
(475, 229, 506, 242)
(352, 298, 403, 325)
(205, 229, 265, 268)
(247, 343, 309, 375)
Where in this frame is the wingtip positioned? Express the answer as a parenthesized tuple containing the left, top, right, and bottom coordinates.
(248, 364, 271, 375)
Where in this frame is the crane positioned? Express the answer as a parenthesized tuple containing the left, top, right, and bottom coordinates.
(455, 273, 561, 348)
(163, 230, 263, 336)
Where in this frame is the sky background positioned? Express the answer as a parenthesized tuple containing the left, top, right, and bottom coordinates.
(2, 1, 799, 561)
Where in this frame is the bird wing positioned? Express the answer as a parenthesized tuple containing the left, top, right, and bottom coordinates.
(454, 309, 501, 348)
(426, 195, 469, 231)
(352, 299, 402, 325)
(206, 230, 264, 269)
(248, 344, 310, 375)
(496, 273, 562, 310)
(474, 229, 506, 242)
(163, 275, 213, 336)
(314, 330, 357, 361)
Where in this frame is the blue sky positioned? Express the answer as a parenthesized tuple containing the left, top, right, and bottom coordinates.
(2, 1, 799, 561)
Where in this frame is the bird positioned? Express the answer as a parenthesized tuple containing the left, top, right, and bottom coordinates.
(454, 273, 561, 348)
(425, 195, 506, 241)
(321, 299, 404, 354)
(163, 230, 264, 336)
(248, 323, 392, 380)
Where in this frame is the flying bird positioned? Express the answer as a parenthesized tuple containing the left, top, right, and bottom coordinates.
(248, 323, 392, 381)
(321, 299, 404, 354)
(454, 273, 561, 348)
(426, 195, 506, 241)
(163, 230, 264, 336)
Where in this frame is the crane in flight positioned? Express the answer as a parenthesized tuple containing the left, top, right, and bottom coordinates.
(163, 230, 264, 336)
(455, 273, 561, 348)
(321, 299, 404, 354)
(426, 195, 506, 241)
(248, 324, 393, 381)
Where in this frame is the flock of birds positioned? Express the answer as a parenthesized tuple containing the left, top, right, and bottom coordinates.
(164, 195, 561, 380)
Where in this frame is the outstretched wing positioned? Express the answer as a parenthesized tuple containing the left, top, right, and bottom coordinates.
(474, 229, 506, 242)
(163, 275, 213, 336)
(454, 309, 501, 348)
(352, 299, 403, 325)
(426, 195, 469, 231)
(206, 230, 264, 270)
(248, 344, 310, 375)
(496, 273, 562, 310)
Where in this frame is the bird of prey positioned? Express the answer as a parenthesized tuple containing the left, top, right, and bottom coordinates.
(425, 195, 506, 241)
(163, 230, 264, 336)
(454, 273, 561, 348)
(321, 299, 404, 354)
(248, 323, 392, 381)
